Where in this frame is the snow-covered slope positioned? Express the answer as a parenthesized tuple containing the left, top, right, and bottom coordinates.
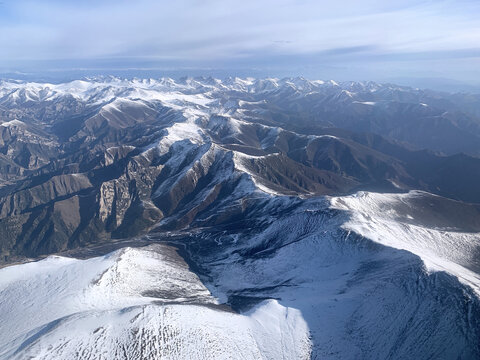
(162, 192, 480, 359)
(330, 191, 480, 293)
(0, 244, 311, 360)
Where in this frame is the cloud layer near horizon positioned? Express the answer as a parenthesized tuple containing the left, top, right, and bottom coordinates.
(0, 0, 479, 82)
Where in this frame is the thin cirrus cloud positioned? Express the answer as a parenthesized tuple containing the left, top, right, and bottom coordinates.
(0, 0, 479, 82)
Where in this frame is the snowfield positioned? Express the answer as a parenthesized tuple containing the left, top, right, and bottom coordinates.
(0, 244, 311, 360)
(330, 191, 480, 294)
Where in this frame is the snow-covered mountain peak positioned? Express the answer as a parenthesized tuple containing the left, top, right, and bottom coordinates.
(0, 244, 311, 360)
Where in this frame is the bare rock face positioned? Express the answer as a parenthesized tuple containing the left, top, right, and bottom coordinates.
(99, 175, 133, 227)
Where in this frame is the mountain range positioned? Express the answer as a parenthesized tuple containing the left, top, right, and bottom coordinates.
(0, 77, 479, 359)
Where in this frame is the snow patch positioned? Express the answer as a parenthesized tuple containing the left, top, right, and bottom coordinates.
(0, 119, 24, 127)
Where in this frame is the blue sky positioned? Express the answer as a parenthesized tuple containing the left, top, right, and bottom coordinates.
(0, 0, 479, 84)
